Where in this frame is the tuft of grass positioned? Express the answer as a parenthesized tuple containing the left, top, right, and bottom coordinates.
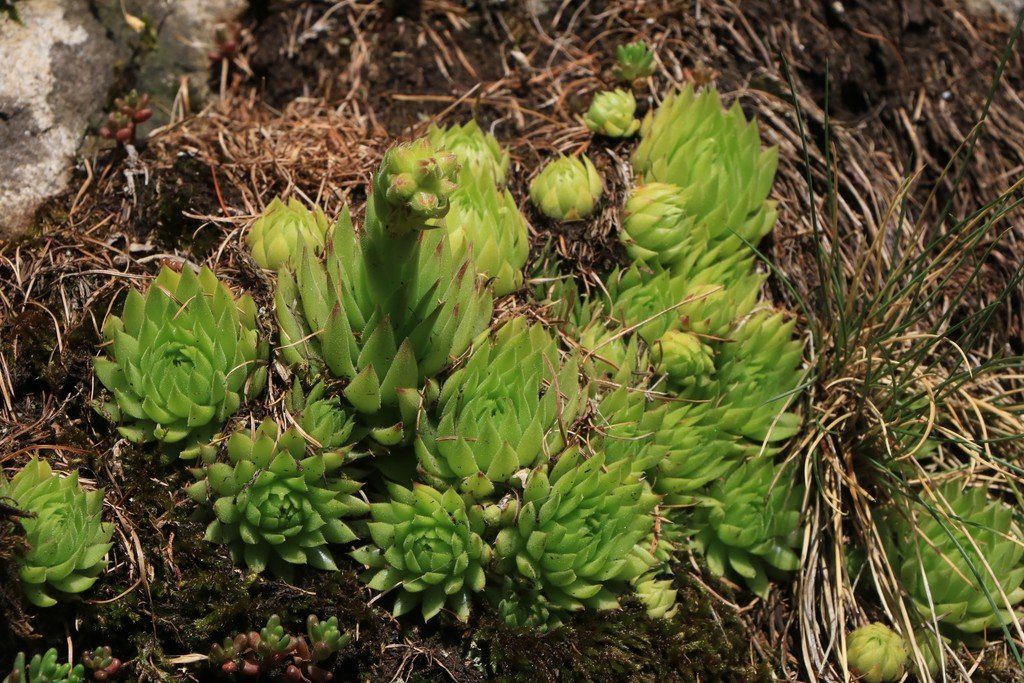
(775, 12, 1024, 681)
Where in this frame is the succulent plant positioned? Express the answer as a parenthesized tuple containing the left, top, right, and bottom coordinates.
(276, 141, 492, 446)
(619, 182, 693, 267)
(529, 154, 603, 221)
(493, 449, 659, 627)
(595, 387, 744, 509)
(352, 482, 491, 621)
(606, 239, 763, 340)
(651, 329, 715, 391)
(909, 628, 947, 679)
(0, 459, 114, 607)
(427, 120, 510, 185)
(187, 420, 367, 579)
(613, 40, 656, 83)
(710, 311, 803, 445)
(99, 90, 153, 144)
(284, 379, 355, 452)
(887, 483, 1024, 637)
(631, 87, 778, 264)
(583, 89, 640, 138)
(207, 613, 348, 680)
(93, 265, 267, 460)
(371, 138, 460, 236)
(3, 649, 85, 683)
(692, 458, 803, 598)
(246, 197, 330, 271)
(415, 318, 585, 499)
(444, 165, 529, 296)
(306, 615, 351, 663)
(845, 623, 909, 683)
(634, 573, 679, 620)
(81, 647, 121, 681)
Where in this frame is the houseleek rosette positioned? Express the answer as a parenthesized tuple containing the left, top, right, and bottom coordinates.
(427, 120, 510, 185)
(886, 483, 1024, 636)
(596, 387, 743, 509)
(3, 649, 85, 683)
(445, 165, 529, 296)
(613, 40, 656, 82)
(351, 482, 491, 621)
(603, 256, 762, 346)
(583, 89, 640, 138)
(415, 318, 585, 499)
(93, 265, 267, 460)
(246, 197, 330, 270)
(276, 141, 493, 445)
(693, 458, 803, 598)
(651, 329, 715, 391)
(711, 311, 803, 444)
(493, 449, 659, 628)
(0, 459, 114, 607)
(187, 420, 368, 579)
(846, 623, 909, 683)
(529, 154, 603, 221)
(631, 86, 779, 265)
(284, 379, 355, 452)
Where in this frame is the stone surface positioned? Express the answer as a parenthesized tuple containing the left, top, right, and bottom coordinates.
(0, 0, 124, 237)
(962, 0, 1024, 16)
(0, 0, 246, 239)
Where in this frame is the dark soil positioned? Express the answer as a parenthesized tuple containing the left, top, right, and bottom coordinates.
(1, 0, 1022, 680)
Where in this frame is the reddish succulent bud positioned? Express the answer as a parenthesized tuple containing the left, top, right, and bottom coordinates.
(221, 661, 237, 675)
(240, 660, 260, 677)
(115, 126, 133, 143)
(284, 665, 303, 682)
(134, 109, 152, 123)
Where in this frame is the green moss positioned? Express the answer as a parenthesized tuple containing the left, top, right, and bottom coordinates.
(470, 573, 770, 683)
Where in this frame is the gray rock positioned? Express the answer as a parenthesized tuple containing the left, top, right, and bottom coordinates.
(0, 0, 246, 239)
(0, 0, 125, 238)
(962, 0, 1024, 17)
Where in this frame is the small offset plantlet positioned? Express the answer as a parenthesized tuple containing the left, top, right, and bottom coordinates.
(651, 329, 715, 392)
(529, 154, 603, 221)
(187, 420, 367, 579)
(886, 483, 1024, 637)
(845, 624, 909, 683)
(613, 40, 656, 83)
(93, 265, 268, 461)
(284, 380, 355, 452)
(0, 459, 114, 607)
(352, 482, 491, 621)
(427, 120, 510, 185)
(276, 141, 492, 446)
(3, 649, 85, 683)
(81, 647, 121, 681)
(692, 458, 803, 598)
(629, 86, 778, 270)
(246, 197, 330, 270)
(583, 89, 640, 138)
(444, 165, 529, 296)
(98, 90, 153, 145)
(208, 613, 349, 680)
(415, 318, 584, 498)
(306, 615, 351, 663)
(492, 449, 660, 630)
